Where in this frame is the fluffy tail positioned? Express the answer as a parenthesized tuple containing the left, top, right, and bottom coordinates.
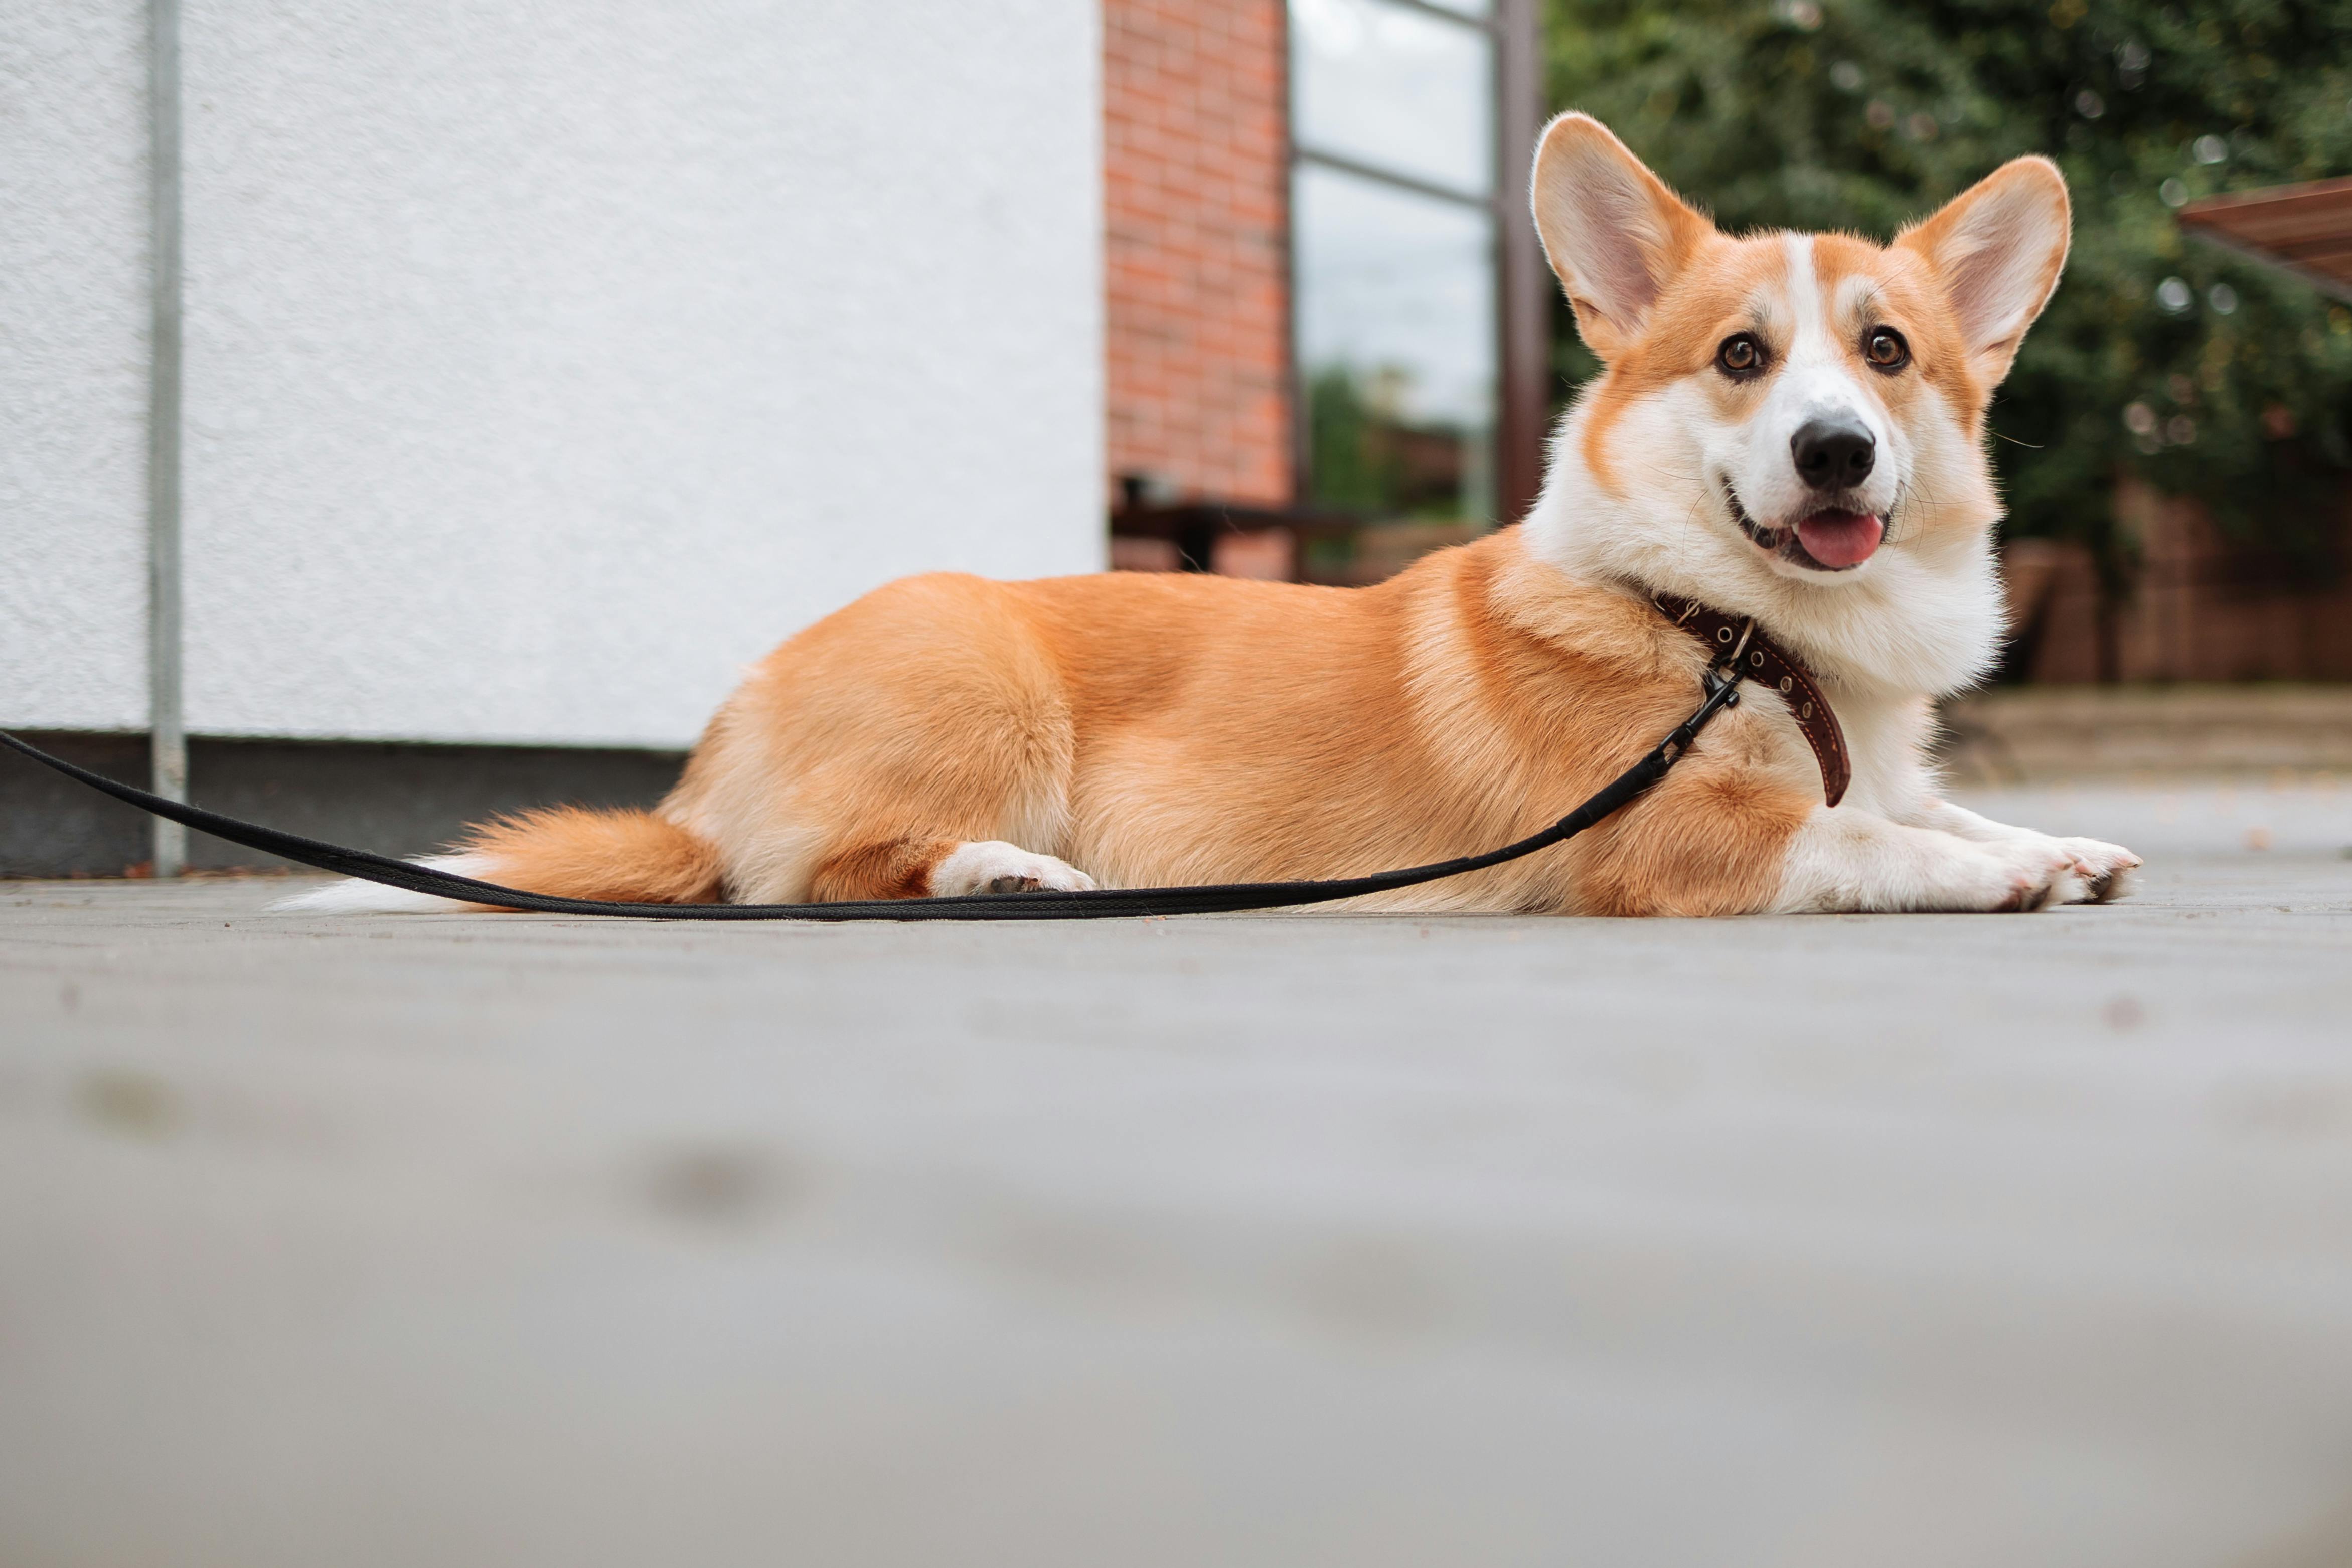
(276, 807, 724, 913)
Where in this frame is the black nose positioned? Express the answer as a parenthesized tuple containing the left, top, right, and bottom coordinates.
(1791, 419, 1876, 491)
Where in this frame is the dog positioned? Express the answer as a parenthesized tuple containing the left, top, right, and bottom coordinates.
(293, 113, 2137, 918)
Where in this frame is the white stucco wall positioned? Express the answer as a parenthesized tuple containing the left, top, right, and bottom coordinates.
(0, 5, 153, 733)
(4, 0, 1102, 748)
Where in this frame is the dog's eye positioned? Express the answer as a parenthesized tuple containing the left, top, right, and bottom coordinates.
(1865, 327, 1910, 371)
(1716, 334, 1765, 377)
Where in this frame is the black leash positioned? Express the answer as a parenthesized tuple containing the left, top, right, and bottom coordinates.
(2, 647, 1747, 921)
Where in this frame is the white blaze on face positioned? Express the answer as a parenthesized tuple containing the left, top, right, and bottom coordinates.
(1721, 236, 1905, 559)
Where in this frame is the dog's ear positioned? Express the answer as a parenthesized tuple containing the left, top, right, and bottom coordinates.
(1897, 158, 2072, 388)
(1529, 113, 1713, 361)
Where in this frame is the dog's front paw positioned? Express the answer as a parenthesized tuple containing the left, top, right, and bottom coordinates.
(1982, 839, 2090, 912)
(2055, 837, 2140, 904)
(929, 841, 1097, 898)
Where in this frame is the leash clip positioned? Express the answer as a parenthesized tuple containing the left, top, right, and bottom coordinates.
(1661, 626, 1755, 764)
(1700, 617, 1756, 704)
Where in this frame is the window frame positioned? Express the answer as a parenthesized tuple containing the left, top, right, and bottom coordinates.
(1282, 0, 1546, 530)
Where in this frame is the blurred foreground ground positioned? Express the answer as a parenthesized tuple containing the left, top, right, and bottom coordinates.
(3, 780, 2350, 1567)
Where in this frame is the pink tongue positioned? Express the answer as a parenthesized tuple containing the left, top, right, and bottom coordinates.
(1794, 509, 1884, 567)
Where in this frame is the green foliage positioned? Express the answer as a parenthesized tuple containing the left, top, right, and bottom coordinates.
(1305, 368, 1489, 521)
(1546, 0, 2352, 576)
(1305, 367, 1401, 514)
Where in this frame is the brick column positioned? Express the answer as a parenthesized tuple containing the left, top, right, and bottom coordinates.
(1104, 0, 1292, 509)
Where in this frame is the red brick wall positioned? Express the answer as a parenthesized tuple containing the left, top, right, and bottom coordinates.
(1104, 0, 1292, 508)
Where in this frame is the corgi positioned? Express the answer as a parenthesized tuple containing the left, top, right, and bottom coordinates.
(291, 113, 2137, 918)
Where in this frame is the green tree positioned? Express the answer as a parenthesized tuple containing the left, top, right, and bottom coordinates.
(1546, 0, 2352, 595)
(1304, 367, 1399, 515)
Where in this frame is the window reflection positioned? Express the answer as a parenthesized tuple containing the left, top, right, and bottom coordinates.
(1291, 0, 1494, 198)
(1294, 164, 1495, 525)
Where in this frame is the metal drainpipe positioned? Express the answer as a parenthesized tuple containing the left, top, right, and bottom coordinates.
(148, 0, 186, 877)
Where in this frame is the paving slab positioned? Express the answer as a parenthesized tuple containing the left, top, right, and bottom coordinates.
(3, 783, 2349, 1567)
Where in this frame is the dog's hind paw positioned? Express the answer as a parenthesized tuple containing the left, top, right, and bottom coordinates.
(928, 841, 1097, 898)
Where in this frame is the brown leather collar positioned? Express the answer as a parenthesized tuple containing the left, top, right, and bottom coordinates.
(1652, 593, 1849, 806)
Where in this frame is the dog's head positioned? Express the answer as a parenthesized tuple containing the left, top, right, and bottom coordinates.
(1527, 113, 2068, 624)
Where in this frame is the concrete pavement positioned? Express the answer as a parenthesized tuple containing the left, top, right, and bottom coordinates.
(3, 780, 2350, 1566)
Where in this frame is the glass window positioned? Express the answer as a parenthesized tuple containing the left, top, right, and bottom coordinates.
(1289, 0, 1504, 541)
(1291, 0, 1494, 199)
(1293, 163, 1495, 523)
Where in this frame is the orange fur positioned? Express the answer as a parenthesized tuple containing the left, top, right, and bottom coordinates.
(460, 807, 723, 905)
(582, 529, 1818, 917)
(808, 836, 958, 902)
